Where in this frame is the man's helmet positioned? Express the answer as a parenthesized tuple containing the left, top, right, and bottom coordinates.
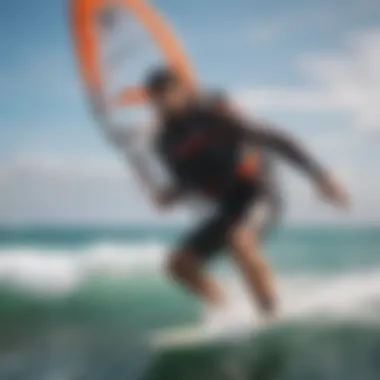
(144, 66, 181, 96)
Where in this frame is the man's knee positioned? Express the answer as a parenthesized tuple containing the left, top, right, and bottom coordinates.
(166, 250, 197, 280)
(227, 225, 258, 253)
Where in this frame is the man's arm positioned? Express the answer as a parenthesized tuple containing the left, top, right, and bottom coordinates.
(208, 93, 324, 181)
(215, 105, 349, 207)
(152, 131, 189, 209)
(242, 118, 349, 207)
(240, 119, 326, 184)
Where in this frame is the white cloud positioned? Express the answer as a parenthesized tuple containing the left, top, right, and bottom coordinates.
(0, 155, 191, 226)
(0, 150, 378, 226)
(247, 6, 335, 45)
(0, 156, 126, 185)
(246, 0, 380, 45)
(233, 28, 380, 224)
(236, 28, 380, 132)
(0, 156, 139, 225)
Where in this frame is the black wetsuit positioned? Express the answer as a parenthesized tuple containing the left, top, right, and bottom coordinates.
(155, 95, 325, 260)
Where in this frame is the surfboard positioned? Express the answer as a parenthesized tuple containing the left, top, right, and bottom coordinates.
(149, 301, 318, 350)
(149, 318, 271, 350)
(149, 283, 347, 350)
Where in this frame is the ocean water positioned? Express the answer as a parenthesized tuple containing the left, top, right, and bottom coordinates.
(0, 226, 379, 380)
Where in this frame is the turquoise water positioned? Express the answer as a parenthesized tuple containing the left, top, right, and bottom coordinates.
(0, 226, 379, 379)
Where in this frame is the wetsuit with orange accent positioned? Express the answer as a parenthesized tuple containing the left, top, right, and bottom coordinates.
(155, 94, 327, 260)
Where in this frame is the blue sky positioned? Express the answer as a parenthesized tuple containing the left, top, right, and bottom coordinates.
(0, 0, 380, 226)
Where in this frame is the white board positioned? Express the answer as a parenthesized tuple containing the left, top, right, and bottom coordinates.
(149, 319, 273, 350)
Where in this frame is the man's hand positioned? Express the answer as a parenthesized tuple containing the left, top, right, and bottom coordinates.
(154, 186, 184, 209)
(155, 190, 173, 208)
(317, 173, 350, 209)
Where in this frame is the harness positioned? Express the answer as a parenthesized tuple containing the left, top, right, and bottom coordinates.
(157, 103, 261, 198)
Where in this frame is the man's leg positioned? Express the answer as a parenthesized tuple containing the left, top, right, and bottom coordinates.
(166, 217, 228, 306)
(228, 225, 277, 318)
(227, 198, 279, 319)
(167, 249, 225, 306)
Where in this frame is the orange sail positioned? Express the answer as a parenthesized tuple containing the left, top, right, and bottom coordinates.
(70, 0, 196, 110)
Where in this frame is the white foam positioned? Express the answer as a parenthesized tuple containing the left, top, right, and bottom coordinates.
(152, 271, 380, 348)
(0, 244, 379, 326)
(0, 244, 168, 295)
(202, 271, 380, 332)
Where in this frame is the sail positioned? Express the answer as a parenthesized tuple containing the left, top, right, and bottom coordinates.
(71, 0, 195, 124)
